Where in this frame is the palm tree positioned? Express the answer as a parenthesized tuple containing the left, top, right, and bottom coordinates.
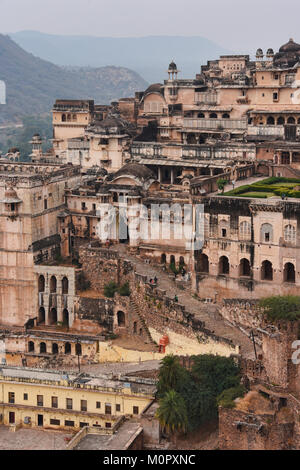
(156, 389, 188, 439)
(157, 354, 182, 397)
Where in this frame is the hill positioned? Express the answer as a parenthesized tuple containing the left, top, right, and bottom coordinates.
(10, 31, 231, 83)
(0, 34, 148, 124)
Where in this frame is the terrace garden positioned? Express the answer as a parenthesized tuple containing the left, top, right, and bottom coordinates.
(224, 177, 300, 199)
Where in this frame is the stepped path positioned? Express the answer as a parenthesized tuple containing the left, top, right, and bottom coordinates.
(117, 244, 257, 359)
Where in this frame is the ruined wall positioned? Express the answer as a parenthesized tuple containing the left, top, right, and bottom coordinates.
(221, 299, 263, 330)
(219, 407, 294, 450)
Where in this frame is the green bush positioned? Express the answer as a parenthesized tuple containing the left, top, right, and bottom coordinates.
(118, 281, 131, 296)
(259, 295, 300, 321)
(104, 281, 118, 298)
(217, 385, 246, 408)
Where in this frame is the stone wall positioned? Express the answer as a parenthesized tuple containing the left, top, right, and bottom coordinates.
(221, 298, 263, 330)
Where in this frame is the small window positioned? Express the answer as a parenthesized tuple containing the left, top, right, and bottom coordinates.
(116, 404, 121, 412)
(96, 401, 101, 409)
(105, 422, 112, 428)
(66, 398, 73, 410)
(133, 406, 139, 415)
(222, 228, 227, 238)
(37, 395, 43, 406)
(80, 422, 89, 428)
(23, 393, 28, 401)
(50, 419, 60, 426)
(81, 400, 87, 412)
(105, 404, 112, 415)
(8, 392, 15, 404)
(273, 92, 278, 101)
(44, 199, 47, 210)
(51, 396, 58, 408)
(64, 420, 75, 427)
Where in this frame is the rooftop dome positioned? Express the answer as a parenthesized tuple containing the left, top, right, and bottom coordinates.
(144, 83, 163, 95)
(168, 60, 177, 70)
(1, 187, 22, 204)
(279, 38, 300, 53)
(266, 48, 274, 57)
(256, 48, 263, 57)
(113, 163, 155, 182)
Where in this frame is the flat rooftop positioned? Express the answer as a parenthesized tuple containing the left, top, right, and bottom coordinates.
(74, 421, 142, 450)
(0, 427, 72, 450)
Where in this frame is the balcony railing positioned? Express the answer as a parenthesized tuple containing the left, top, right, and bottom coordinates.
(183, 118, 247, 130)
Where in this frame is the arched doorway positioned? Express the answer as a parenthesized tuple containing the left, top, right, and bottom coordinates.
(28, 341, 35, 352)
(161, 253, 167, 264)
(50, 276, 57, 293)
(38, 307, 45, 324)
(65, 342, 71, 354)
(75, 343, 82, 356)
(196, 253, 209, 273)
(63, 309, 69, 327)
(38, 275, 45, 292)
(49, 308, 57, 325)
(117, 311, 125, 327)
(239, 258, 251, 277)
(40, 342, 47, 354)
(219, 256, 229, 275)
(52, 343, 58, 354)
(284, 262, 295, 283)
(261, 260, 273, 281)
(62, 277, 69, 294)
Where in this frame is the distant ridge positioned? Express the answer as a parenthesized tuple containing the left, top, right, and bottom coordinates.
(0, 34, 148, 124)
(10, 31, 231, 83)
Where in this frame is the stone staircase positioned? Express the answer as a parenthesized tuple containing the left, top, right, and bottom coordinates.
(129, 299, 156, 346)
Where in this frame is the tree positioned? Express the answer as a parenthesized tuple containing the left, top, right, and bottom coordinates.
(156, 389, 188, 436)
(157, 355, 183, 397)
(217, 178, 227, 194)
(191, 354, 240, 397)
(103, 281, 118, 298)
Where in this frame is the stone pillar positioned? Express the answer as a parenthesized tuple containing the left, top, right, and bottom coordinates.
(158, 167, 162, 182)
(170, 168, 174, 184)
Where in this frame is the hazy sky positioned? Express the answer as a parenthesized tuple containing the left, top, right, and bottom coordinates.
(0, 0, 300, 52)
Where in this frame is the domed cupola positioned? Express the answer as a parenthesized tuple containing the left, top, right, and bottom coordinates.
(256, 48, 264, 60)
(167, 60, 179, 80)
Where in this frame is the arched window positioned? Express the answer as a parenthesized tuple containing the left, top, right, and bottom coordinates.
(65, 342, 71, 354)
(267, 116, 275, 125)
(133, 321, 137, 334)
(239, 258, 251, 277)
(277, 116, 285, 125)
(198, 112, 205, 118)
(179, 256, 185, 267)
(28, 341, 35, 352)
(117, 311, 125, 327)
(196, 253, 209, 273)
(170, 255, 176, 265)
(261, 260, 273, 281)
(38, 275, 45, 292)
(219, 256, 229, 275)
(52, 343, 58, 354)
(260, 223, 273, 243)
(62, 277, 69, 294)
(40, 342, 47, 354)
(62, 114, 66, 122)
(287, 116, 296, 124)
(50, 276, 57, 293)
(67, 114, 72, 122)
(161, 253, 167, 264)
(49, 308, 57, 325)
(63, 309, 69, 327)
(239, 221, 251, 240)
(284, 224, 296, 243)
(38, 307, 45, 324)
(209, 112, 217, 119)
(284, 263, 295, 283)
(222, 113, 230, 119)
